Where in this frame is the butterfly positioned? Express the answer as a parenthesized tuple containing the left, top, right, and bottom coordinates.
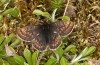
(17, 21, 74, 51)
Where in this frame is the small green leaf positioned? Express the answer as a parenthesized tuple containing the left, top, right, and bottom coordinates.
(33, 9, 43, 16)
(3, 61, 10, 65)
(0, 35, 5, 45)
(0, 15, 3, 23)
(23, 48, 32, 65)
(57, 47, 64, 58)
(45, 56, 57, 65)
(10, 38, 21, 47)
(33, 10, 51, 20)
(70, 47, 77, 54)
(8, 33, 15, 40)
(57, 16, 70, 21)
(80, 47, 88, 57)
(60, 57, 68, 65)
(83, 46, 96, 57)
(32, 51, 39, 65)
(0, 50, 7, 57)
(0, 33, 15, 49)
(64, 45, 76, 52)
(43, 12, 51, 20)
(4, 33, 15, 44)
(7, 57, 19, 65)
(71, 54, 82, 64)
(84, 61, 88, 65)
(14, 56, 25, 65)
(51, 8, 57, 22)
(2, 8, 19, 17)
(0, 58, 3, 65)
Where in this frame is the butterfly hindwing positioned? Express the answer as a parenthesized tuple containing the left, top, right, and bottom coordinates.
(17, 26, 47, 51)
(31, 30, 47, 51)
(48, 31, 61, 49)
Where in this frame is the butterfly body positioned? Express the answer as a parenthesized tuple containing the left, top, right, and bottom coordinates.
(41, 24, 51, 43)
(17, 21, 74, 51)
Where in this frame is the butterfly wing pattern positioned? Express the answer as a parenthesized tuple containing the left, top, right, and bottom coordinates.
(48, 29, 61, 49)
(17, 21, 74, 51)
(17, 26, 37, 42)
(48, 21, 74, 49)
(17, 26, 47, 51)
(52, 21, 74, 36)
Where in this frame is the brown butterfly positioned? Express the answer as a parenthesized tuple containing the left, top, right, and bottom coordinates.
(17, 21, 74, 51)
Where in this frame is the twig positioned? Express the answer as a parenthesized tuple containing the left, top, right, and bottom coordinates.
(63, 0, 70, 16)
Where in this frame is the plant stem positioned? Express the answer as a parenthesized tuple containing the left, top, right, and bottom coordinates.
(63, 0, 70, 16)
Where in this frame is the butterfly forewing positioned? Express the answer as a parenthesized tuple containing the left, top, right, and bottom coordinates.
(17, 26, 38, 42)
(17, 26, 47, 51)
(32, 33, 47, 51)
(52, 21, 74, 36)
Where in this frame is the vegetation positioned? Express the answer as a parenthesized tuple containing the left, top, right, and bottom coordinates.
(0, 0, 100, 65)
